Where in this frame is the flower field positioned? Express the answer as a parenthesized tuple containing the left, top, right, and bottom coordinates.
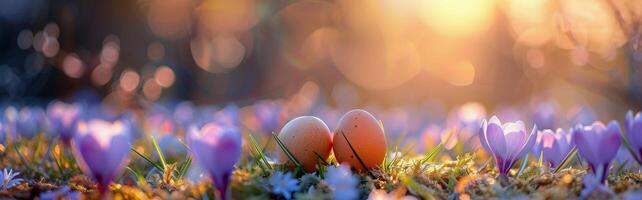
(1, 102, 642, 200)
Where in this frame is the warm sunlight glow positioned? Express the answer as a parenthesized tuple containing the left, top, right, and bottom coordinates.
(420, 0, 496, 38)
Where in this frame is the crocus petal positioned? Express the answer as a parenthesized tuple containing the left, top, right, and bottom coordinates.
(573, 125, 599, 165)
(75, 135, 109, 182)
(214, 129, 242, 170)
(595, 121, 621, 164)
(627, 112, 642, 158)
(72, 119, 131, 190)
(626, 111, 634, 132)
(478, 120, 491, 152)
(515, 124, 538, 160)
(556, 128, 572, 153)
(187, 122, 242, 198)
(542, 139, 562, 166)
(485, 120, 507, 159)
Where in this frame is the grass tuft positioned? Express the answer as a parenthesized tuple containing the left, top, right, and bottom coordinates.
(271, 132, 304, 174)
(553, 146, 577, 174)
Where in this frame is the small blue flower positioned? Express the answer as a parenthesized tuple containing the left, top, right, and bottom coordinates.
(39, 186, 80, 200)
(325, 165, 358, 200)
(1, 168, 24, 190)
(579, 171, 614, 199)
(268, 171, 299, 199)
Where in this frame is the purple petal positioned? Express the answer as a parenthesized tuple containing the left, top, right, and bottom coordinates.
(515, 124, 538, 160)
(478, 120, 491, 152)
(573, 125, 599, 165)
(486, 119, 507, 159)
(596, 121, 621, 164)
(626, 111, 634, 132)
(627, 112, 642, 156)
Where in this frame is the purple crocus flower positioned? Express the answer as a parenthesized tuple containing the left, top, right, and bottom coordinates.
(573, 121, 621, 183)
(71, 119, 132, 194)
(187, 123, 242, 199)
(146, 109, 175, 136)
(254, 100, 282, 134)
(15, 107, 46, 138)
(173, 101, 195, 129)
(214, 104, 240, 128)
(531, 101, 558, 130)
(532, 129, 573, 168)
(448, 102, 487, 149)
(4, 106, 18, 139)
(146, 110, 186, 157)
(479, 116, 538, 175)
(625, 111, 642, 164)
(46, 102, 81, 143)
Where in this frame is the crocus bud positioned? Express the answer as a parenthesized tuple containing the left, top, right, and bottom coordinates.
(173, 101, 195, 129)
(214, 104, 240, 128)
(47, 102, 80, 143)
(187, 123, 242, 199)
(531, 101, 558, 130)
(479, 116, 538, 175)
(573, 121, 621, 183)
(254, 100, 281, 134)
(625, 111, 642, 164)
(16, 107, 46, 138)
(71, 119, 132, 194)
(533, 129, 573, 168)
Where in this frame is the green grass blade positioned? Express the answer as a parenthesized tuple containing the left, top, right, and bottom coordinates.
(517, 153, 529, 177)
(272, 132, 303, 168)
(126, 167, 147, 186)
(131, 147, 164, 171)
(615, 160, 629, 175)
(400, 175, 436, 200)
(177, 156, 192, 179)
(248, 133, 273, 170)
(553, 146, 577, 174)
(340, 131, 375, 178)
(39, 137, 58, 166)
(477, 157, 492, 172)
(421, 143, 445, 164)
(313, 151, 329, 166)
(316, 160, 326, 179)
(13, 144, 31, 169)
(33, 134, 43, 162)
(51, 146, 65, 176)
(538, 151, 543, 168)
(619, 128, 642, 164)
(151, 136, 167, 170)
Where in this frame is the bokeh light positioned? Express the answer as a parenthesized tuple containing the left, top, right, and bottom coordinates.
(119, 70, 141, 93)
(154, 65, 175, 88)
(191, 34, 245, 73)
(62, 53, 85, 79)
(420, 0, 495, 38)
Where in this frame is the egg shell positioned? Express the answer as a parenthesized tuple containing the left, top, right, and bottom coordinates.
(333, 109, 387, 171)
(277, 116, 333, 172)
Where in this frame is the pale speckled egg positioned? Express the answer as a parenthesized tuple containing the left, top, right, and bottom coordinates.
(277, 116, 333, 172)
(333, 109, 387, 171)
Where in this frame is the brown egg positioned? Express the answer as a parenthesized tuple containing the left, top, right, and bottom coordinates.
(277, 116, 333, 172)
(333, 109, 387, 171)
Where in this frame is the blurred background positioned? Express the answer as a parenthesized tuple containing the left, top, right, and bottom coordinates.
(1, 0, 642, 137)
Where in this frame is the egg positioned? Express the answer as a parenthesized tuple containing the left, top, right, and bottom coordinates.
(277, 116, 333, 172)
(333, 109, 387, 171)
